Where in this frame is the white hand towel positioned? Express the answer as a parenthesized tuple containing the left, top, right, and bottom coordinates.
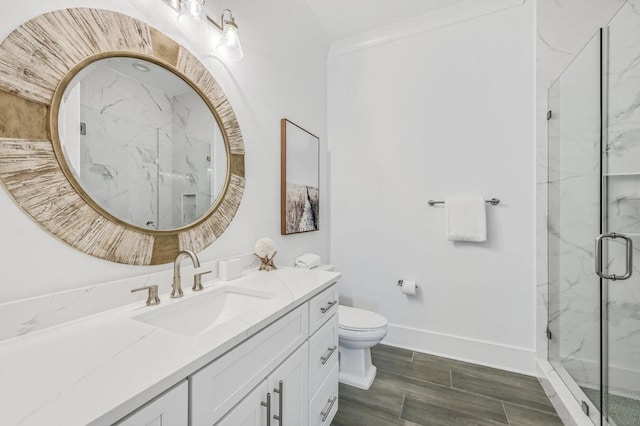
(445, 197, 487, 242)
(295, 253, 322, 269)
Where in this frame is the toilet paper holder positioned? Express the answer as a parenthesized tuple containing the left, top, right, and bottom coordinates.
(397, 280, 418, 288)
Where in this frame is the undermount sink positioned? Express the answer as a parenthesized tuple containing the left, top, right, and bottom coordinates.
(133, 286, 277, 335)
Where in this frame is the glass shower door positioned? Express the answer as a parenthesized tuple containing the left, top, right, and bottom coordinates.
(548, 2, 640, 424)
(547, 30, 603, 425)
(602, 2, 640, 424)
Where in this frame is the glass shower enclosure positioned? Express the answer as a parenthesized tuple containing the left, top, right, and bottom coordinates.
(547, 2, 640, 425)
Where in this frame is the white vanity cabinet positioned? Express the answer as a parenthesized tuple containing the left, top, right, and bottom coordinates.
(192, 283, 339, 426)
(115, 381, 188, 426)
(119, 282, 339, 426)
(217, 343, 309, 426)
(190, 304, 309, 426)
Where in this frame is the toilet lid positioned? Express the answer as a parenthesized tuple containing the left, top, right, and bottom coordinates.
(339, 305, 387, 331)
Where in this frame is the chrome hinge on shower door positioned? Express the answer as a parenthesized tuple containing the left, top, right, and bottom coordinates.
(595, 233, 633, 281)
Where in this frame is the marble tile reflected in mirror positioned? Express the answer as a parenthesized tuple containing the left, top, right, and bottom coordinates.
(58, 57, 227, 231)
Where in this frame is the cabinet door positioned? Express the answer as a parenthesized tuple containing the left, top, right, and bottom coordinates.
(116, 381, 188, 426)
(217, 380, 269, 426)
(267, 343, 309, 426)
(190, 304, 309, 426)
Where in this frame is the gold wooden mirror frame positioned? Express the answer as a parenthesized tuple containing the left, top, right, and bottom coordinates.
(0, 8, 245, 265)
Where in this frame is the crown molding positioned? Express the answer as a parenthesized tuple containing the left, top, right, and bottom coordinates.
(328, 0, 526, 59)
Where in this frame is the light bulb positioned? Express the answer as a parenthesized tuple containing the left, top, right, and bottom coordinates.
(177, 0, 208, 38)
(215, 21, 243, 62)
(178, 0, 204, 21)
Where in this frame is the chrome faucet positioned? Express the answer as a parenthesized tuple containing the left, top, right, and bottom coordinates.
(171, 250, 201, 298)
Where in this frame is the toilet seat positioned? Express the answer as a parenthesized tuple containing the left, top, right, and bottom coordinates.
(339, 326, 387, 341)
(339, 305, 387, 331)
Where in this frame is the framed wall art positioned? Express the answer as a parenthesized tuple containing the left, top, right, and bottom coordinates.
(281, 119, 319, 235)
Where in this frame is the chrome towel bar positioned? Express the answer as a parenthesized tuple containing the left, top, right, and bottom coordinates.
(427, 198, 500, 206)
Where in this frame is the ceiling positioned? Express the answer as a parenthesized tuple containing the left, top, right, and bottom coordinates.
(302, 0, 470, 41)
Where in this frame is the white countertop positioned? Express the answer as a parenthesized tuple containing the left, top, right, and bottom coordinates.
(0, 267, 340, 426)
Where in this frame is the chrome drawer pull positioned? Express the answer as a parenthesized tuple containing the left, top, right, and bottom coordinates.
(321, 396, 337, 422)
(261, 393, 271, 426)
(320, 300, 337, 314)
(320, 345, 337, 365)
(273, 380, 283, 423)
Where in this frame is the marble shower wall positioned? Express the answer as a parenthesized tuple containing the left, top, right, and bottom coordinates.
(169, 91, 218, 228)
(79, 64, 169, 230)
(607, 1, 640, 175)
(70, 63, 219, 230)
(604, 1, 640, 400)
(538, 0, 640, 401)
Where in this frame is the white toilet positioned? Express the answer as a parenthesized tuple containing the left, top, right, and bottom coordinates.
(337, 305, 388, 390)
(315, 264, 388, 390)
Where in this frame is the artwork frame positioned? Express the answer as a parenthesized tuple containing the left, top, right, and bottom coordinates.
(281, 118, 320, 235)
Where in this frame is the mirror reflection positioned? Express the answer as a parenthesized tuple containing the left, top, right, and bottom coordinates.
(58, 57, 227, 231)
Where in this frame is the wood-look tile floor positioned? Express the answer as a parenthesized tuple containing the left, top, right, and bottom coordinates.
(331, 345, 563, 426)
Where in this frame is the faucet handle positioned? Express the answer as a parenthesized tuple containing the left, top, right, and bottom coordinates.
(193, 271, 212, 291)
(131, 285, 161, 306)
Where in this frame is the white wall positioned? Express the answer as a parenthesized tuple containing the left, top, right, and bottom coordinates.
(0, 0, 329, 303)
(328, 1, 536, 373)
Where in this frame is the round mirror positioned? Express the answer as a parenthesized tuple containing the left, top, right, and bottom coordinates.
(57, 56, 228, 231)
(0, 8, 245, 264)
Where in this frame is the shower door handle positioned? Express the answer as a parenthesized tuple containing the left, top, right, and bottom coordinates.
(595, 233, 633, 281)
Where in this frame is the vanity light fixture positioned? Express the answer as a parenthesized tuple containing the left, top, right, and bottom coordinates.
(215, 9, 243, 62)
(169, 0, 244, 62)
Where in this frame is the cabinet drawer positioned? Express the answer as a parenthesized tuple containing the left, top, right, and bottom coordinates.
(115, 381, 188, 426)
(308, 284, 338, 335)
(309, 363, 339, 426)
(190, 304, 309, 426)
(308, 313, 338, 395)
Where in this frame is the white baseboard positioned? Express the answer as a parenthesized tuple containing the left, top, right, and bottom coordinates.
(382, 323, 536, 375)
